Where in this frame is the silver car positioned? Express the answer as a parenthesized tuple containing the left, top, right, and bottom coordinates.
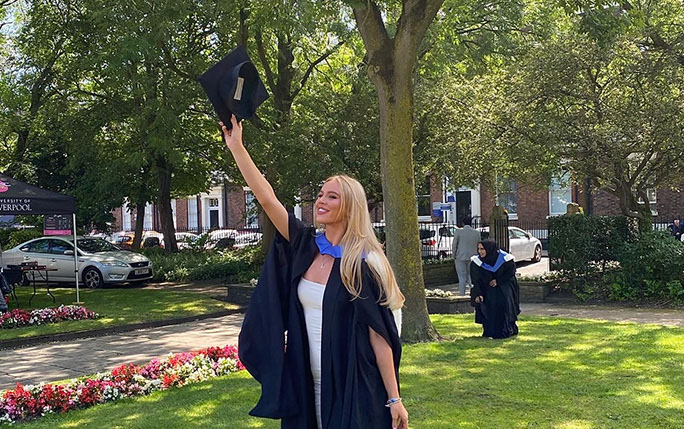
(478, 226, 543, 262)
(2, 236, 153, 288)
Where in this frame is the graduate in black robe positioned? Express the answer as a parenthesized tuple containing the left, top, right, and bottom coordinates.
(469, 240, 520, 339)
(219, 115, 407, 429)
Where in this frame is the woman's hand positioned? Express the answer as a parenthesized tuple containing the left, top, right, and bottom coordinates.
(489, 279, 497, 287)
(475, 296, 484, 304)
(220, 114, 243, 151)
(390, 402, 409, 429)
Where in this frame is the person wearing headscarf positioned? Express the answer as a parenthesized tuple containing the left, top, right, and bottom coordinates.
(469, 239, 520, 339)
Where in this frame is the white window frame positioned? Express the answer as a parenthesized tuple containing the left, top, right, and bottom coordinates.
(122, 200, 132, 231)
(417, 176, 432, 222)
(143, 203, 153, 230)
(187, 198, 198, 231)
(549, 173, 573, 216)
(637, 188, 657, 215)
(497, 178, 518, 220)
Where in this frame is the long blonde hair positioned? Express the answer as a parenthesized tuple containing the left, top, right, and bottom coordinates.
(315, 175, 405, 310)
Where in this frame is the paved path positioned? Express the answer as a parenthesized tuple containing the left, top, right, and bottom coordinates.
(516, 257, 550, 277)
(521, 303, 684, 327)
(0, 313, 244, 391)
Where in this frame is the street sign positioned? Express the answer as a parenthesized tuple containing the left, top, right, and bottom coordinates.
(44, 214, 73, 236)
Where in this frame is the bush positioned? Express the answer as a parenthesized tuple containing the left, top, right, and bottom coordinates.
(141, 245, 265, 283)
(548, 214, 639, 276)
(5, 228, 43, 249)
(610, 232, 684, 302)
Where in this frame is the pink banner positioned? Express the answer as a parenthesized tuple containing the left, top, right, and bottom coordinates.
(44, 229, 72, 236)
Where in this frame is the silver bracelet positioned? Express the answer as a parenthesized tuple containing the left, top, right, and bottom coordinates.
(385, 397, 402, 407)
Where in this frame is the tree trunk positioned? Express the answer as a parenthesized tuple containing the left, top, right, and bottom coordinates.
(613, 182, 653, 233)
(132, 202, 145, 250)
(375, 79, 437, 343)
(156, 156, 178, 252)
(352, 0, 444, 342)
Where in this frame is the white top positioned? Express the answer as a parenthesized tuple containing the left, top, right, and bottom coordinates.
(298, 277, 326, 429)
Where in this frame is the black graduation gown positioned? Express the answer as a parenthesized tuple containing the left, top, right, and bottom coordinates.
(239, 214, 402, 428)
(469, 252, 520, 339)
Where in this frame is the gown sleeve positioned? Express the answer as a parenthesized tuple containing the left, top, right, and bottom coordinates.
(238, 213, 310, 418)
(356, 264, 402, 366)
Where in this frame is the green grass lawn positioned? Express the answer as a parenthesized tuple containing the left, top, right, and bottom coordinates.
(13, 315, 684, 428)
(1, 287, 237, 342)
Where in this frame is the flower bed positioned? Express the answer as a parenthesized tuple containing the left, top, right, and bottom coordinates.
(0, 345, 243, 424)
(425, 288, 454, 298)
(0, 305, 99, 329)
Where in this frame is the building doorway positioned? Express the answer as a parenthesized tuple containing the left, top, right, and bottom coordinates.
(456, 191, 472, 226)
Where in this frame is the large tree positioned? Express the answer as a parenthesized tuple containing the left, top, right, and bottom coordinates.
(503, 25, 684, 230)
(346, 0, 445, 342)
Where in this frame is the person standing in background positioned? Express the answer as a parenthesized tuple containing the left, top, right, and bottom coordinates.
(668, 219, 682, 241)
(451, 216, 481, 295)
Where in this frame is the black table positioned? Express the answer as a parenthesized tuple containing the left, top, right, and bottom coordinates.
(19, 266, 58, 306)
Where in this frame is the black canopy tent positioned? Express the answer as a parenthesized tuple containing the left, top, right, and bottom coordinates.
(0, 173, 82, 302)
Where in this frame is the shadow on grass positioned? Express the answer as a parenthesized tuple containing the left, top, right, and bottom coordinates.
(11, 315, 684, 429)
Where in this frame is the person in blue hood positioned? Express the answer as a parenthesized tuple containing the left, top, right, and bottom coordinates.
(469, 239, 520, 339)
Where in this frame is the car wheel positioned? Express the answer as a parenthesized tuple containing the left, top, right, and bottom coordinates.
(82, 267, 104, 289)
(532, 245, 542, 263)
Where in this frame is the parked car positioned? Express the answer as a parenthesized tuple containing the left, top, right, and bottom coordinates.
(199, 229, 239, 250)
(420, 224, 457, 259)
(478, 226, 542, 262)
(2, 236, 153, 288)
(112, 232, 135, 249)
(171, 232, 199, 250)
(233, 231, 262, 249)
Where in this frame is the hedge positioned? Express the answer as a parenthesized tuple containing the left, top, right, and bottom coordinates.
(141, 245, 264, 283)
(548, 214, 639, 275)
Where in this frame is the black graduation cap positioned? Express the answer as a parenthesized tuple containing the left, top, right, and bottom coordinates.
(198, 46, 269, 128)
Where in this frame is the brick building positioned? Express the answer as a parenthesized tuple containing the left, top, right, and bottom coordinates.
(111, 175, 683, 234)
(425, 174, 684, 227)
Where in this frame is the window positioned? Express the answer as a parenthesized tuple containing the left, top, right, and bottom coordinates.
(637, 188, 657, 205)
(636, 188, 657, 215)
(49, 240, 73, 255)
(509, 228, 527, 239)
(188, 198, 198, 231)
(209, 198, 219, 208)
(549, 173, 572, 216)
(416, 176, 431, 218)
(122, 201, 132, 231)
(245, 191, 259, 228)
(497, 178, 518, 219)
(171, 199, 177, 228)
(143, 203, 153, 230)
(22, 240, 50, 253)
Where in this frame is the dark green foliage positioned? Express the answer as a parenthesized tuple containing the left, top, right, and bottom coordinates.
(4, 228, 43, 249)
(141, 245, 265, 283)
(609, 232, 684, 303)
(548, 214, 638, 275)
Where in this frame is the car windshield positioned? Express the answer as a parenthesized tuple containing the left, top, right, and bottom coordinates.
(75, 238, 120, 253)
(419, 229, 435, 239)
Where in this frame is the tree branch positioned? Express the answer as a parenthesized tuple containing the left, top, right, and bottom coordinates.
(159, 43, 197, 81)
(393, 0, 445, 73)
(351, 1, 391, 57)
(254, 30, 277, 94)
(291, 40, 344, 100)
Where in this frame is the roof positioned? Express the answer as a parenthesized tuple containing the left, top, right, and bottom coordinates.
(0, 174, 76, 215)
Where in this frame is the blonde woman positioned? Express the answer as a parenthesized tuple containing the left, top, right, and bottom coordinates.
(223, 115, 407, 429)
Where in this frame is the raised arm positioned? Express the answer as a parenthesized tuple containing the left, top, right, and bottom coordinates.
(221, 115, 289, 240)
